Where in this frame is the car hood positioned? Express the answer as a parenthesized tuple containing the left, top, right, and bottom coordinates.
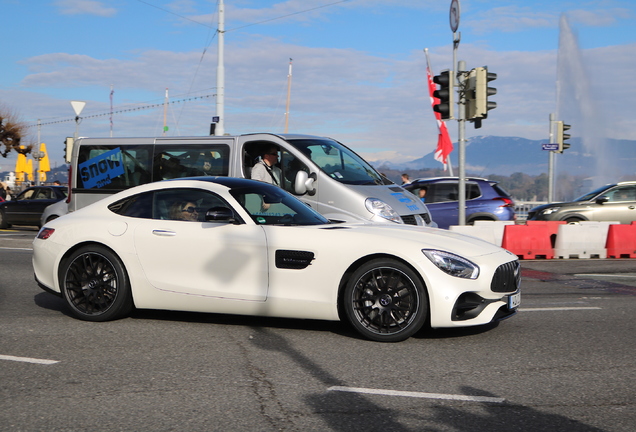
(318, 222, 509, 259)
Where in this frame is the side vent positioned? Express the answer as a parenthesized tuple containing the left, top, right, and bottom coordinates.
(275, 250, 315, 270)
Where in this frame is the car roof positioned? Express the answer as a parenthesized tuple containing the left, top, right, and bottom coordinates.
(410, 177, 491, 183)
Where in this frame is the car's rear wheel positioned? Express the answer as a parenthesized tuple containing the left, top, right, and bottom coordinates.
(344, 259, 428, 342)
(60, 245, 133, 321)
(0, 209, 10, 229)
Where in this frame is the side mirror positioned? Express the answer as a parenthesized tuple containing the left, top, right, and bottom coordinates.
(205, 206, 238, 223)
(293, 171, 317, 196)
(595, 196, 609, 205)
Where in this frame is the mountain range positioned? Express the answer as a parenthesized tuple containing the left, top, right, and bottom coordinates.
(375, 136, 636, 178)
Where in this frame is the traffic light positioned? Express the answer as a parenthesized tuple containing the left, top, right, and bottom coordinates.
(64, 137, 74, 164)
(466, 67, 497, 124)
(433, 70, 454, 120)
(556, 121, 571, 153)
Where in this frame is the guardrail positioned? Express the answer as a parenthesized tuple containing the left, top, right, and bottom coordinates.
(514, 201, 547, 222)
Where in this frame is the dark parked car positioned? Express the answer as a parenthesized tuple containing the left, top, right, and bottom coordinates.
(0, 186, 67, 229)
(404, 177, 516, 229)
(528, 181, 636, 224)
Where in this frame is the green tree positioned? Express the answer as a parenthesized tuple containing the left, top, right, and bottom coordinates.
(0, 105, 32, 158)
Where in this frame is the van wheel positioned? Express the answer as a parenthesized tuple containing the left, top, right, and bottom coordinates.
(60, 245, 133, 321)
(343, 259, 428, 342)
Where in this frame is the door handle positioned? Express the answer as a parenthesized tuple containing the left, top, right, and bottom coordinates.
(629, 206, 635, 210)
(152, 229, 176, 237)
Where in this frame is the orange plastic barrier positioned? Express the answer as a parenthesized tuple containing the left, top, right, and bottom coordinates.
(502, 223, 563, 259)
(606, 223, 636, 258)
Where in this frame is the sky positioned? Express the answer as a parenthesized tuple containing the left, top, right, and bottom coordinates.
(1, 0, 635, 173)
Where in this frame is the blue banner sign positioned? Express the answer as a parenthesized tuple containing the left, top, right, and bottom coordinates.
(542, 143, 559, 151)
(79, 147, 125, 188)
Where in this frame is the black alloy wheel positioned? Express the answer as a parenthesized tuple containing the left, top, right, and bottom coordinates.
(60, 245, 133, 321)
(344, 259, 428, 342)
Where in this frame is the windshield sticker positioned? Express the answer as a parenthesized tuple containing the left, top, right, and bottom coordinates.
(79, 148, 125, 189)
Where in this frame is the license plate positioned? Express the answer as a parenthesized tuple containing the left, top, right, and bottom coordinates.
(507, 291, 521, 309)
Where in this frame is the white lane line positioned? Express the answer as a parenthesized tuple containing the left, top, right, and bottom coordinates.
(0, 355, 59, 365)
(575, 274, 636, 278)
(0, 247, 33, 251)
(519, 307, 601, 312)
(327, 386, 505, 403)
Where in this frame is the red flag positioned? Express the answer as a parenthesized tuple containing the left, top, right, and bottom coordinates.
(426, 65, 454, 170)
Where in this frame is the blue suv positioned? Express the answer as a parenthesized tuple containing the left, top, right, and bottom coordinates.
(404, 177, 516, 229)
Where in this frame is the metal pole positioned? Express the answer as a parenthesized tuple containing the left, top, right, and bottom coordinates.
(36, 120, 41, 186)
(548, 113, 555, 203)
(449, 31, 460, 177)
(215, 0, 225, 136)
(457, 60, 466, 225)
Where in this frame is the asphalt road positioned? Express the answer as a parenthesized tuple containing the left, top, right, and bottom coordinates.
(1, 227, 634, 432)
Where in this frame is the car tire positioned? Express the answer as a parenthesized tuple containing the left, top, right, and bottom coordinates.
(343, 258, 428, 342)
(0, 209, 8, 229)
(60, 245, 134, 322)
(564, 217, 583, 224)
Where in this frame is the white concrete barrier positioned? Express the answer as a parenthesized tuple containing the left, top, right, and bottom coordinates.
(554, 221, 619, 259)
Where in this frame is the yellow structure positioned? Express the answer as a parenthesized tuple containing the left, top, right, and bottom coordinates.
(14, 143, 51, 185)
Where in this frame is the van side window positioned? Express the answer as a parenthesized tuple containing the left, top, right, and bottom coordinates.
(153, 145, 230, 180)
(77, 145, 152, 190)
(242, 141, 309, 194)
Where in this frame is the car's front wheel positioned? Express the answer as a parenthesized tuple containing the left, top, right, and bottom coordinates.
(60, 245, 133, 321)
(344, 259, 428, 342)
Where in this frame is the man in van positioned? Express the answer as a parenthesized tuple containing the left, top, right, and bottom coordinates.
(251, 145, 282, 186)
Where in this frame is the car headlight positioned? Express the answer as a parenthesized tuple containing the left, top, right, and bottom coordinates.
(541, 207, 560, 215)
(422, 250, 479, 279)
(365, 198, 402, 223)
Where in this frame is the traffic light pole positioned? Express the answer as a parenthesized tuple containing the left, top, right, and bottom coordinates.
(457, 60, 467, 225)
(548, 113, 556, 203)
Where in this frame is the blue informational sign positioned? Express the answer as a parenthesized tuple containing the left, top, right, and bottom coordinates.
(79, 147, 125, 189)
(542, 143, 559, 151)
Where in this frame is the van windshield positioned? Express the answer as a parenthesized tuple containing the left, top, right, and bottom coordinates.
(287, 138, 392, 186)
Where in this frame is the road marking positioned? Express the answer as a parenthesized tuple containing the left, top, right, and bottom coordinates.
(0, 247, 33, 251)
(327, 386, 505, 403)
(0, 355, 59, 365)
(575, 273, 636, 278)
(519, 307, 601, 312)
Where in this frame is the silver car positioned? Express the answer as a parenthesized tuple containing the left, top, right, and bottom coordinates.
(528, 181, 636, 224)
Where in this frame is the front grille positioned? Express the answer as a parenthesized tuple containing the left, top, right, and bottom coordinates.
(401, 215, 417, 225)
(491, 260, 520, 293)
(420, 213, 431, 224)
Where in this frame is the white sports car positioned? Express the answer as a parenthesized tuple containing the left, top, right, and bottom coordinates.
(33, 177, 521, 342)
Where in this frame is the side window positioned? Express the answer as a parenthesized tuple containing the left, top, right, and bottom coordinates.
(242, 140, 280, 180)
(153, 188, 231, 222)
(154, 145, 230, 181)
(433, 183, 459, 202)
(467, 183, 481, 200)
(34, 189, 52, 200)
(18, 189, 35, 200)
(609, 186, 636, 202)
(76, 145, 152, 190)
(108, 192, 153, 219)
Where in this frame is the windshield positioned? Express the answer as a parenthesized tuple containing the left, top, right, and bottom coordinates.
(287, 138, 391, 186)
(230, 183, 329, 226)
(573, 184, 614, 202)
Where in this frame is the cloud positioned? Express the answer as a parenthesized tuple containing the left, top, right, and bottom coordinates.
(54, 0, 117, 17)
(9, 31, 635, 166)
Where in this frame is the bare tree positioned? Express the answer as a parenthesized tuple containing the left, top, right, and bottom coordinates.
(0, 104, 32, 158)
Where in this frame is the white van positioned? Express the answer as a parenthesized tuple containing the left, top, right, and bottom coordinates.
(45, 133, 434, 227)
